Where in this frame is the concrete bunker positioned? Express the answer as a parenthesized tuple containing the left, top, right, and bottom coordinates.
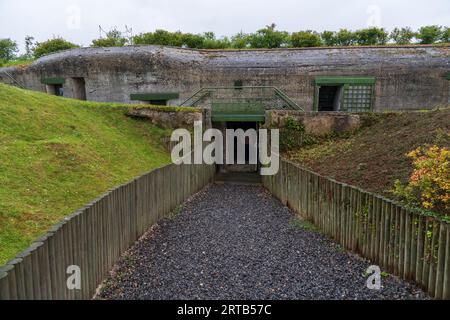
(2, 46, 448, 111)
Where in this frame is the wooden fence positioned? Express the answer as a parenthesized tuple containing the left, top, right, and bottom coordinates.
(0, 163, 215, 300)
(262, 158, 450, 299)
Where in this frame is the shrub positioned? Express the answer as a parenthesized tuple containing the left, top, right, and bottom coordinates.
(334, 29, 356, 46)
(180, 33, 204, 48)
(440, 27, 450, 43)
(231, 32, 250, 48)
(291, 31, 322, 47)
(392, 145, 449, 216)
(355, 27, 389, 45)
(279, 117, 316, 151)
(201, 32, 230, 49)
(248, 23, 290, 48)
(416, 25, 442, 44)
(133, 30, 183, 47)
(321, 31, 337, 46)
(92, 29, 128, 47)
(390, 27, 416, 45)
(33, 38, 79, 58)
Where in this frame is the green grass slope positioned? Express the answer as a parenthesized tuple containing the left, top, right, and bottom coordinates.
(0, 84, 172, 264)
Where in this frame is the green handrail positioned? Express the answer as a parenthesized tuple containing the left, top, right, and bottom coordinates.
(179, 86, 303, 111)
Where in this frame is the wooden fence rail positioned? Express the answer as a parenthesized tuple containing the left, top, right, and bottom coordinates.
(262, 158, 450, 299)
(0, 163, 215, 300)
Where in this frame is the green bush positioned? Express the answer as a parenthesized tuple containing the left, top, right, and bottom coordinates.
(291, 31, 322, 47)
(133, 30, 183, 47)
(180, 33, 204, 48)
(92, 29, 128, 47)
(390, 27, 416, 44)
(279, 117, 317, 151)
(248, 23, 290, 48)
(230, 32, 250, 48)
(416, 25, 442, 44)
(440, 27, 450, 43)
(201, 32, 230, 49)
(33, 38, 79, 58)
(321, 31, 337, 46)
(334, 29, 356, 46)
(5, 24, 449, 61)
(354, 27, 389, 45)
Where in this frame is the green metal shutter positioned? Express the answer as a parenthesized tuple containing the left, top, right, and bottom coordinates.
(341, 84, 374, 112)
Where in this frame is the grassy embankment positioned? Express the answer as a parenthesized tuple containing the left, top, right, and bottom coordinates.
(0, 83, 191, 264)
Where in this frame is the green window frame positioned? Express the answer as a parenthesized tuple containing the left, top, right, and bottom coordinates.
(313, 76, 376, 112)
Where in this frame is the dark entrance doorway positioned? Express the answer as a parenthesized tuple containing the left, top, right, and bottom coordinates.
(216, 121, 260, 174)
(318, 86, 343, 111)
(147, 100, 167, 106)
(72, 77, 86, 100)
(227, 122, 258, 163)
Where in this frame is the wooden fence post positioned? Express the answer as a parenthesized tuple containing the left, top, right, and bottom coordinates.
(442, 223, 450, 299)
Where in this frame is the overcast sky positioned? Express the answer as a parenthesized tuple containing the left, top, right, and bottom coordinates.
(1, 0, 449, 52)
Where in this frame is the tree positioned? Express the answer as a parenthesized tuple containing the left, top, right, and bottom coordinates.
(133, 30, 183, 47)
(248, 23, 289, 48)
(440, 27, 450, 43)
(321, 31, 336, 46)
(291, 31, 322, 47)
(24, 36, 35, 57)
(180, 33, 204, 48)
(334, 29, 356, 46)
(201, 32, 230, 49)
(92, 28, 127, 47)
(355, 27, 389, 45)
(33, 38, 79, 58)
(416, 25, 442, 44)
(231, 31, 250, 49)
(390, 27, 416, 45)
(0, 38, 18, 62)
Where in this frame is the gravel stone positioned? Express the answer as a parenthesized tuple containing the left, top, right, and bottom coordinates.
(96, 184, 429, 300)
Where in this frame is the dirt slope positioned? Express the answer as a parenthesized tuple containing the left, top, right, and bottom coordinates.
(286, 108, 450, 199)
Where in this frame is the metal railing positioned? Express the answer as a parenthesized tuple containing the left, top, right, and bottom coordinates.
(179, 86, 303, 111)
(1, 70, 25, 89)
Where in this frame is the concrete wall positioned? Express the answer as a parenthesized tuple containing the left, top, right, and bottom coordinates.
(0, 45, 449, 111)
(266, 110, 362, 136)
(127, 107, 203, 129)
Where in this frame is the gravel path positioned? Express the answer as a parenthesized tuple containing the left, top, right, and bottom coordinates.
(96, 184, 428, 300)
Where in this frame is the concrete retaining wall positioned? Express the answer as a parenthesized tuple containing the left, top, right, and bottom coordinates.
(266, 110, 361, 136)
(127, 107, 203, 129)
